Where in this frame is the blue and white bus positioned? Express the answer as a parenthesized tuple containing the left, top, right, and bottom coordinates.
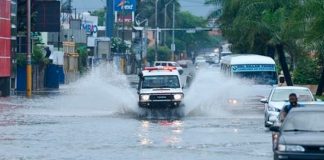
(220, 54, 278, 107)
(221, 54, 278, 85)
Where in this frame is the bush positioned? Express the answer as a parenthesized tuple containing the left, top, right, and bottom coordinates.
(76, 44, 88, 74)
(16, 45, 44, 67)
(293, 56, 320, 84)
(146, 46, 172, 65)
(16, 54, 27, 67)
(32, 45, 44, 64)
(111, 37, 129, 53)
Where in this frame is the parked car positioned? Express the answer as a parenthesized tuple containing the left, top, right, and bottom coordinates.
(177, 60, 189, 68)
(154, 61, 183, 75)
(271, 107, 324, 160)
(261, 86, 315, 128)
(195, 56, 206, 64)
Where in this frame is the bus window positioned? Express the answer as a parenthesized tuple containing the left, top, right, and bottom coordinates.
(234, 71, 278, 85)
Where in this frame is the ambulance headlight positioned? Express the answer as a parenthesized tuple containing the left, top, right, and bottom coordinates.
(228, 99, 238, 105)
(141, 95, 150, 101)
(173, 94, 183, 101)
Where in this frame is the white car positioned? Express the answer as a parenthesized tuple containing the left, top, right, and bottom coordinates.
(195, 56, 206, 64)
(261, 86, 315, 128)
(154, 61, 183, 75)
(138, 66, 184, 108)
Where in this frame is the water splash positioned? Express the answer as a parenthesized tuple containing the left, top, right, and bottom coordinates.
(183, 68, 260, 117)
(24, 63, 138, 117)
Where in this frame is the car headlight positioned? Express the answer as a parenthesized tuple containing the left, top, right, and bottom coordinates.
(173, 94, 183, 101)
(140, 95, 150, 101)
(278, 144, 305, 152)
(228, 99, 238, 105)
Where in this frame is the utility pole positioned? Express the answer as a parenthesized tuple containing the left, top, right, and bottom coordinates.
(154, 0, 159, 61)
(143, 20, 148, 69)
(106, 0, 114, 38)
(26, 0, 32, 97)
(164, 0, 173, 46)
(122, 6, 125, 42)
(171, 2, 175, 61)
(121, 4, 126, 73)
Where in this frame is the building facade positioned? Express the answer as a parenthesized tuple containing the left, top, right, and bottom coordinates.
(0, 0, 12, 96)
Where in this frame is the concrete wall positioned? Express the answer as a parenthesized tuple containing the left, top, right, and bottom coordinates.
(48, 29, 87, 46)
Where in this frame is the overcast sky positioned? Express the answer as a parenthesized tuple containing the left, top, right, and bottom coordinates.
(72, 0, 214, 17)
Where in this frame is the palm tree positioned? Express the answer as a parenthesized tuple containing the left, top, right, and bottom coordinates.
(213, 0, 304, 86)
(301, 0, 324, 96)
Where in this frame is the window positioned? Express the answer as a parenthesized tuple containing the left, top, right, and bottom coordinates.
(142, 75, 180, 89)
(271, 89, 314, 102)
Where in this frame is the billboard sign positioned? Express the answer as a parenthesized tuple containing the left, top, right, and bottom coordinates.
(117, 13, 133, 23)
(82, 16, 98, 36)
(0, 0, 11, 77)
(114, 0, 136, 12)
(32, 1, 61, 32)
(232, 64, 276, 72)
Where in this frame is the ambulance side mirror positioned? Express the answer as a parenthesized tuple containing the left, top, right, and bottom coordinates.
(179, 70, 184, 75)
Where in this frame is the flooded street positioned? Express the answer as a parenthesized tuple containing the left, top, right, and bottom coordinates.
(0, 66, 273, 160)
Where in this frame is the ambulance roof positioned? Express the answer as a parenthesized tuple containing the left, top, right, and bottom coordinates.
(142, 67, 180, 76)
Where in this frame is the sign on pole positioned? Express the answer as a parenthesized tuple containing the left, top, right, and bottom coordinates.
(186, 29, 196, 33)
(171, 43, 176, 52)
(114, 0, 137, 12)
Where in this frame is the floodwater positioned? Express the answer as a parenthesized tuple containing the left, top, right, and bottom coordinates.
(0, 64, 273, 160)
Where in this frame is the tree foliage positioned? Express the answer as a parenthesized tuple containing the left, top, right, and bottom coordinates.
(76, 44, 88, 74)
(207, 0, 324, 95)
(293, 55, 320, 85)
(91, 9, 105, 26)
(111, 37, 129, 53)
(135, 1, 219, 56)
(146, 46, 172, 65)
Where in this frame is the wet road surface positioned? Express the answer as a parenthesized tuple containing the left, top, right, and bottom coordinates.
(0, 66, 273, 160)
(0, 105, 272, 160)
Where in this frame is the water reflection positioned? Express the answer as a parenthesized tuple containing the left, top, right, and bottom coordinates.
(138, 120, 184, 146)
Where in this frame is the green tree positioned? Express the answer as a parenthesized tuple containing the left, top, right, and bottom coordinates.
(111, 37, 129, 53)
(293, 55, 320, 85)
(301, 0, 324, 95)
(213, 0, 305, 86)
(76, 44, 88, 74)
(167, 11, 217, 56)
(147, 46, 172, 64)
(136, 1, 220, 54)
(91, 9, 105, 26)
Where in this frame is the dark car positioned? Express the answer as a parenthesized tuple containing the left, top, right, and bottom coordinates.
(271, 107, 324, 160)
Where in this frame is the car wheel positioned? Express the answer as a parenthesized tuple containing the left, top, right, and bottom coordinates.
(273, 154, 279, 160)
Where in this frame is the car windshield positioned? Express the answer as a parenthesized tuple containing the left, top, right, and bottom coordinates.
(282, 111, 324, 132)
(234, 71, 278, 85)
(271, 89, 313, 102)
(142, 75, 180, 89)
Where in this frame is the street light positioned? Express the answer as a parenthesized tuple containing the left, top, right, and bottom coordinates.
(171, 2, 175, 61)
(134, 18, 148, 70)
(154, 0, 159, 61)
(164, 0, 174, 45)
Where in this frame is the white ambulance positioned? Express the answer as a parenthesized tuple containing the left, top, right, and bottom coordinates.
(138, 67, 184, 108)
